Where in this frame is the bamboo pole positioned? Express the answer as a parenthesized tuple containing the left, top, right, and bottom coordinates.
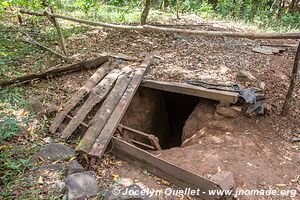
(20, 9, 300, 40)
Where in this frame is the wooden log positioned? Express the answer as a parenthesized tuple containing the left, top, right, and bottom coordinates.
(141, 80, 239, 103)
(75, 67, 134, 152)
(48, 59, 110, 134)
(110, 137, 223, 200)
(20, 9, 300, 40)
(60, 69, 122, 139)
(0, 56, 108, 88)
(143, 25, 300, 39)
(282, 41, 300, 115)
(20, 10, 143, 31)
(88, 54, 153, 158)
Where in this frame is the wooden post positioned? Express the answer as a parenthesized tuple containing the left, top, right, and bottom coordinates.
(176, 0, 180, 19)
(45, 8, 68, 56)
(282, 41, 300, 115)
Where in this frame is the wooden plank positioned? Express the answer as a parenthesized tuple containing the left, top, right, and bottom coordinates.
(49, 59, 110, 134)
(110, 137, 223, 200)
(119, 124, 162, 150)
(60, 69, 122, 139)
(75, 67, 133, 152)
(88, 54, 153, 158)
(141, 80, 239, 103)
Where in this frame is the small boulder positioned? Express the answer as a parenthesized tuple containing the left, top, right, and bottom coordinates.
(67, 160, 85, 175)
(46, 104, 59, 118)
(29, 143, 75, 165)
(210, 171, 236, 190)
(216, 105, 242, 118)
(65, 171, 99, 200)
(27, 97, 46, 114)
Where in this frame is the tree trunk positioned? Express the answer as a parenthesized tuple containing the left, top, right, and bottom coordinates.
(141, 0, 151, 25)
(281, 42, 300, 115)
(176, 0, 180, 19)
(162, 0, 169, 11)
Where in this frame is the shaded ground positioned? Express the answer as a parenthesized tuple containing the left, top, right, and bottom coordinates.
(1, 13, 300, 199)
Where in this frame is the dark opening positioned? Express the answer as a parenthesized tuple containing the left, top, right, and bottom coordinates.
(121, 87, 200, 150)
(162, 91, 199, 148)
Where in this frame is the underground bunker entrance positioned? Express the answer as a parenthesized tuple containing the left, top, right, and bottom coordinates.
(120, 87, 201, 149)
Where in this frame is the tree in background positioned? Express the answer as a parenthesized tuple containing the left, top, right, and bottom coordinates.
(141, 0, 151, 25)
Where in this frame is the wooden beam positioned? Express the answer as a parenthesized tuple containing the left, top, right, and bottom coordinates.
(88, 54, 153, 158)
(48, 58, 110, 134)
(141, 80, 239, 103)
(60, 69, 123, 139)
(75, 68, 133, 151)
(20, 10, 300, 40)
(110, 137, 224, 200)
(0, 55, 109, 88)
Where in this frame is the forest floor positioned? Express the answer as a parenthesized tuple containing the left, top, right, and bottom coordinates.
(0, 11, 300, 200)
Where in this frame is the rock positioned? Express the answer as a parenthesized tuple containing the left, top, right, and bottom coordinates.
(182, 100, 215, 141)
(106, 184, 151, 200)
(210, 171, 236, 190)
(53, 180, 66, 192)
(27, 97, 46, 114)
(216, 105, 242, 118)
(29, 143, 75, 165)
(236, 70, 257, 82)
(46, 104, 59, 117)
(65, 171, 99, 200)
(67, 160, 85, 175)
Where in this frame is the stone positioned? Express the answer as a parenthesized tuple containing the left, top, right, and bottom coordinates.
(216, 105, 242, 118)
(27, 97, 46, 114)
(29, 143, 75, 165)
(65, 171, 99, 200)
(182, 100, 215, 141)
(105, 184, 151, 200)
(236, 70, 257, 82)
(67, 160, 85, 175)
(210, 171, 236, 190)
(46, 104, 59, 117)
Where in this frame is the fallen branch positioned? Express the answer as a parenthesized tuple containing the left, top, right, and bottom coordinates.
(20, 9, 300, 40)
(282, 41, 300, 115)
(0, 56, 109, 88)
(23, 33, 68, 61)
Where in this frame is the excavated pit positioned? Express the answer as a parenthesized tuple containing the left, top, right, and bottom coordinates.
(121, 87, 216, 149)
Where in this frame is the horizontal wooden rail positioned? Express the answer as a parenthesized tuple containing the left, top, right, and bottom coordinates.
(20, 9, 300, 40)
(141, 79, 239, 103)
